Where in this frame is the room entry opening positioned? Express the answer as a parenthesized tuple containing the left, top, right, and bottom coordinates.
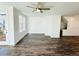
(0, 12, 6, 41)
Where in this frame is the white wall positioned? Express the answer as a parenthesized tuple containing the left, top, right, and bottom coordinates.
(13, 8, 28, 44)
(28, 15, 61, 38)
(63, 15, 79, 36)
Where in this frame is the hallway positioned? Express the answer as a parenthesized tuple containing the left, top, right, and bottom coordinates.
(0, 34, 79, 56)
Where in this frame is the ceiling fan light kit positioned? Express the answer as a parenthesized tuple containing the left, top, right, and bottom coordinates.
(36, 8, 41, 12)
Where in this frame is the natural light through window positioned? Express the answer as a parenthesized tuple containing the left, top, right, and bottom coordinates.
(19, 14, 26, 32)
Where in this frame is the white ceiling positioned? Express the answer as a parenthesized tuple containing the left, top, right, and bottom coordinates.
(1, 2, 79, 16)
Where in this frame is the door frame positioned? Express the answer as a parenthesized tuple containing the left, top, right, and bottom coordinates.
(0, 9, 9, 45)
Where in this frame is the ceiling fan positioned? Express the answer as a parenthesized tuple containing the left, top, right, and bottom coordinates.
(26, 2, 50, 13)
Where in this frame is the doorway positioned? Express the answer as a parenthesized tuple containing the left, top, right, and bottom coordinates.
(0, 14, 6, 41)
(0, 10, 9, 45)
(60, 16, 68, 37)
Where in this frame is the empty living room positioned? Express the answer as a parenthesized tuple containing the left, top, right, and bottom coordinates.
(0, 0, 79, 57)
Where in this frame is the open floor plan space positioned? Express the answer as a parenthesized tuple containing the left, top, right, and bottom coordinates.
(1, 2, 79, 56)
(0, 34, 79, 56)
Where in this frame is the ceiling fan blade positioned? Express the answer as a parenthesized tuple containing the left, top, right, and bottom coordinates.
(26, 6, 35, 9)
(41, 8, 50, 10)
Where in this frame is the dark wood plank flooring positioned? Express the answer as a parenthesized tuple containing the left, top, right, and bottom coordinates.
(0, 34, 79, 56)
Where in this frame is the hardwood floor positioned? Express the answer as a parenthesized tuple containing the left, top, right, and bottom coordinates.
(0, 34, 79, 56)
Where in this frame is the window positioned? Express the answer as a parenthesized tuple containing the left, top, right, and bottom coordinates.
(19, 14, 23, 32)
(23, 16, 26, 31)
(19, 14, 26, 32)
